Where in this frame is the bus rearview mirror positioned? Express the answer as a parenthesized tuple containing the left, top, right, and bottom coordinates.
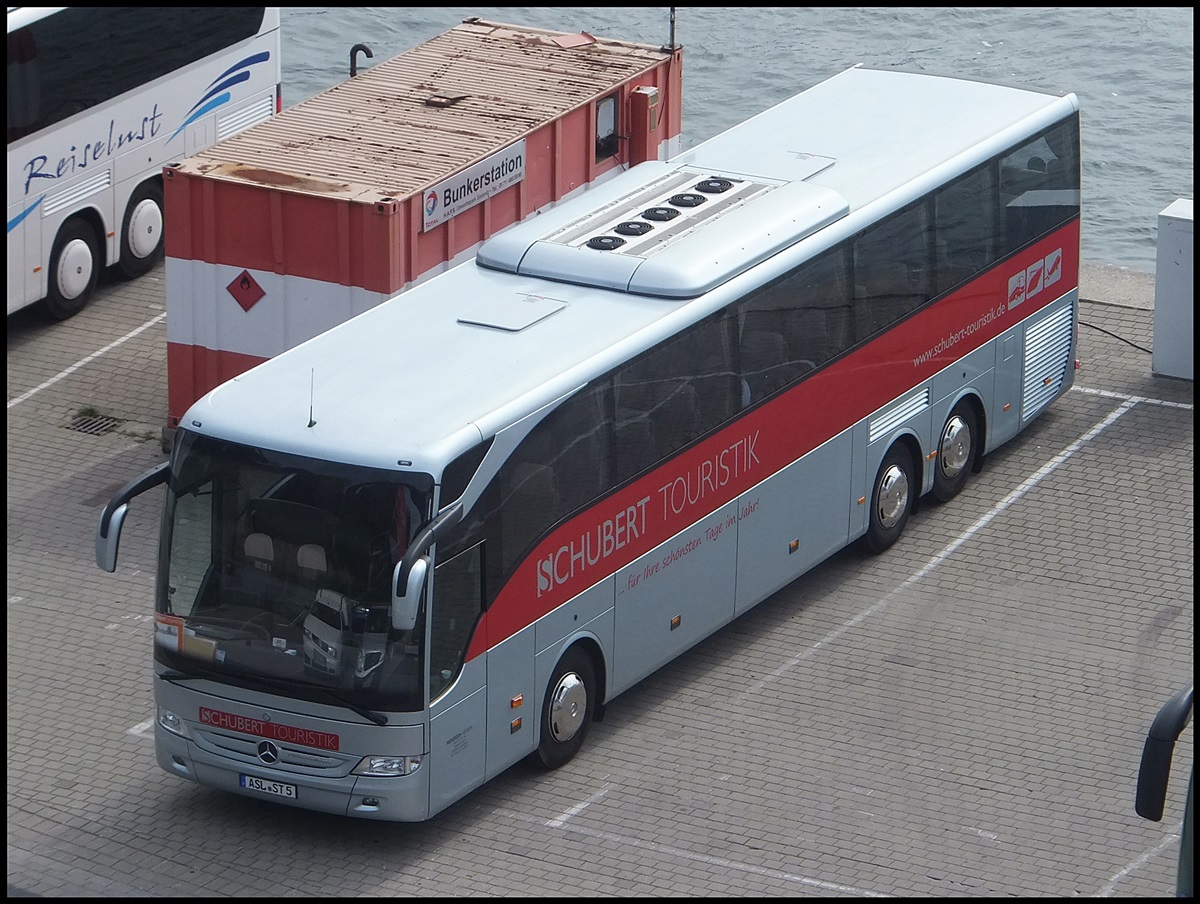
(391, 556, 427, 631)
(95, 503, 128, 573)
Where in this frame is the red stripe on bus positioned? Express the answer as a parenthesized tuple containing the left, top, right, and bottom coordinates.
(467, 222, 1079, 659)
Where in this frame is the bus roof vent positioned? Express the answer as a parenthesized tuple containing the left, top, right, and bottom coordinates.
(476, 161, 849, 298)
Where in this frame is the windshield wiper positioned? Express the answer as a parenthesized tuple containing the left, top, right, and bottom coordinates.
(159, 665, 388, 725)
(295, 682, 389, 726)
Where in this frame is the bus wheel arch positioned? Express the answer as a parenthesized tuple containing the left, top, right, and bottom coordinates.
(933, 396, 983, 503)
(864, 437, 918, 554)
(43, 216, 102, 320)
(118, 178, 165, 279)
(533, 641, 602, 770)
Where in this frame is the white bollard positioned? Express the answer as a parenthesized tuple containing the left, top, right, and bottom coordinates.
(1151, 198, 1194, 380)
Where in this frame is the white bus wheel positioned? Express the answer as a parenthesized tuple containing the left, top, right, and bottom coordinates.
(118, 181, 165, 279)
(43, 219, 100, 320)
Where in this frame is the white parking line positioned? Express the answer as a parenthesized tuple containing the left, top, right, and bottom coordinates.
(546, 786, 611, 827)
(1097, 831, 1183, 896)
(735, 397, 1139, 703)
(6, 312, 165, 410)
(512, 807, 887, 897)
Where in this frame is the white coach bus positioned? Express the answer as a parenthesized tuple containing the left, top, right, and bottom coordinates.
(7, 7, 281, 319)
(97, 64, 1082, 821)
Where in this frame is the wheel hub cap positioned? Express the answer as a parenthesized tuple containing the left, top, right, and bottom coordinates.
(939, 416, 971, 479)
(876, 464, 909, 528)
(548, 672, 587, 743)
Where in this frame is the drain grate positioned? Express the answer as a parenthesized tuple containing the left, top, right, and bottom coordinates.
(68, 414, 125, 436)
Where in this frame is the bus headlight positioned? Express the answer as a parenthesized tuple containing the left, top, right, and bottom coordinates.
(353, 754, 423, 777)
(157, 705, 192, 739)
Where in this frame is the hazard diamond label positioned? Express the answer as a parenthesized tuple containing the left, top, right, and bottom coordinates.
(227, 270, 266, 312)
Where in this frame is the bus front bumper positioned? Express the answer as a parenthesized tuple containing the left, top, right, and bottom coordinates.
(155, 725, 431, 821)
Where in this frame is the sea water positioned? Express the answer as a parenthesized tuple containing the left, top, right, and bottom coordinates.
(281, 7, 1194, 274)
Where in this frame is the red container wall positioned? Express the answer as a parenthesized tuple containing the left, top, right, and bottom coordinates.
(165, 53, 684, 429)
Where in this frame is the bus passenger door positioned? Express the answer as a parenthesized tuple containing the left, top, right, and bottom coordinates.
(427, 543, 488, 816)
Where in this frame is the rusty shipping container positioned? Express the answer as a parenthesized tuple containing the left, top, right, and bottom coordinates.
(165, 17, 683, 431)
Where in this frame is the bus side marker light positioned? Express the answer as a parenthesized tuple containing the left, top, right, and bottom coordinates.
(857, 497, 866, 506)
(510, 694, 523, 708)
(510, 718, 522, 733)
(789, 539, 800, 554)
(670, 615, 682, 630)
(927, 450, 937, 461)
(1003, 403, 1011, 412)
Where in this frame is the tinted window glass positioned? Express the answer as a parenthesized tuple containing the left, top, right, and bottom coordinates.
(8, 8, 266, 142)
(999, 116, 1081, 255)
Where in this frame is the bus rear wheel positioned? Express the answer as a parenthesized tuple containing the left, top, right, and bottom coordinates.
(932, 401, 977, 503)
(43, 219, 100, 320)
(534, 646, 596, 769)
(118, 180, 164, 279)
(865, 443, 914, 554)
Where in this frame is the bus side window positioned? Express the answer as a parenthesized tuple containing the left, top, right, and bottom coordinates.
(500, 463, 559, 572)
(935, 165, 998, 295)
(739, 327, 790, 403)
(999, 118, 1081, 256)
(853, 202, 933, 340)
(688, 312, 741, 429)
(540, 387, 610, 518)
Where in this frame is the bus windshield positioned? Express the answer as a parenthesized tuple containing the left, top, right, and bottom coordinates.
(156, 430, 433, 713)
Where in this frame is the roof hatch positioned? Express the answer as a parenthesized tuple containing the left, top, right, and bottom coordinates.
(477, 161, 849, 298)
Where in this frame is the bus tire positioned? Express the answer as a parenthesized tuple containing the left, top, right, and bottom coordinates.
(534, 646, 596, 770)
(43, 219, 101, 320)
(865, 443, 914, 554)
(118, 180, 165, 279)
(932, 401, 977, 503)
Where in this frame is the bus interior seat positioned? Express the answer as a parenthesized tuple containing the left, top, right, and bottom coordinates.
(227, 531, 275, 608)
(244, 532, 274, 570)
(296, 543, 328, 581)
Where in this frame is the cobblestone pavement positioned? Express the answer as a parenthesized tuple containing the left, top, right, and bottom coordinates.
(6, 261, 1192, 897)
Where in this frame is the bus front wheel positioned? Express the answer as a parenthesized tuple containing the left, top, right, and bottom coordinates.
(43, 219, 101, 320)
(933, 401, 977, 503)
(534, 646, 596, 769)
(865, 443, 914, 554)
(118, 180, 164, 279)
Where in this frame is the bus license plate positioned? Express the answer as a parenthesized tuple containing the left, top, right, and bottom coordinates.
(240, 774, 297, 799)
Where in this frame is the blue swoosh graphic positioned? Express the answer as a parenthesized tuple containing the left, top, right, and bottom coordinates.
(168, 92, 233, 143)
(212, 51, 271, 87)
(167, 50, 273, 144)
(186, 71, 251, 119)
(7, 196, 43, 234)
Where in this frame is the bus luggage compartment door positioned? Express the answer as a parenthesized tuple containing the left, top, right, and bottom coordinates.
(612, 500, 738, 696)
